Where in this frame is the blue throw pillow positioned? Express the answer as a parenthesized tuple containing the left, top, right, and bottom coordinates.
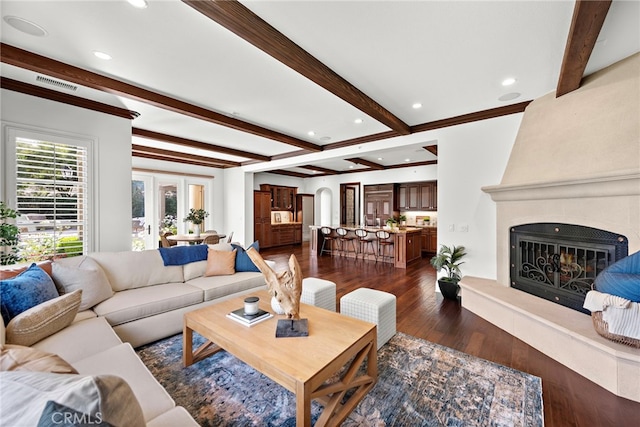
(158, 245, 209, 266)
(232, 241, 261, 273)
(594, 251, 640, 302)
(1, 263, 59, 326)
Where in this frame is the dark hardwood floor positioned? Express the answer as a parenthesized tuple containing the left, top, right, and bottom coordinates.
(260, 243, 640, 427)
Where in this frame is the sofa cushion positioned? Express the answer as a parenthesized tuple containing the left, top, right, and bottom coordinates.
(205, 249, 237, 276)
(1, 263, 59, 325)
(6, 290, 82, 346)
(232, 241, 261, 272)
(92, 283, 203, 327)
(187, 272, 266, 302)
(33, 317, 122, 364)
(1, 344, 77, 374)
(0, 371, 145, 427)
(52, 256, 114, 311)
(89, 250, 184, 292)
(72, 343, 175, 422)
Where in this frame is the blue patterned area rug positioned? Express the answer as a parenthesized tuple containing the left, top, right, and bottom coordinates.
(136, 332, 543, 426)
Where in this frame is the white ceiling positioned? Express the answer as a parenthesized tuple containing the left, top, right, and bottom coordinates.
(1, 0, 638, 175)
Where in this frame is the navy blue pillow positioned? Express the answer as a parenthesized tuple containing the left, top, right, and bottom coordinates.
(594, 250, 640, 302)
(1, 263, 59, 326)
(158, 245, 208, 266)
(231, 241, 260, 272)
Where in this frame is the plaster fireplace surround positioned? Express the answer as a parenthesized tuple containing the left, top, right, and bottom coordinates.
(459, 53, 640, 402)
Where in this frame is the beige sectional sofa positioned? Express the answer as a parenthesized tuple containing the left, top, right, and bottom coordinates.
(0, 244, 269, 426)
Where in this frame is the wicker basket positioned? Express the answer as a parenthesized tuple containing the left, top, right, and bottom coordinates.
(591, 311, 640, 348)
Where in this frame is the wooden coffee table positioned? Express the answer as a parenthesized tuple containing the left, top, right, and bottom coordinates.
(183, 289, 377, 427)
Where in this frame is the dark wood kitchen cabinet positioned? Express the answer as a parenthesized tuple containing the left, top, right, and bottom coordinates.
(419, 182, 437, 210)
(260, 184, 296, 211)
(421, 227, 438, 253)
(254, 191, 272, 248)
(397, 183, 420, 210)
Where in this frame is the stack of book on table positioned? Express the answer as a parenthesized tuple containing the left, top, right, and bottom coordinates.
(226, 308, 273, 327)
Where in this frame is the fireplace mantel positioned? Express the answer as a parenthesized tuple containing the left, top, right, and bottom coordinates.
(482, 169, 640, 202)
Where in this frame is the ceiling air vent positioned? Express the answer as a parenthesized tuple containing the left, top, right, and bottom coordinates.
(35, 75, 78, 92)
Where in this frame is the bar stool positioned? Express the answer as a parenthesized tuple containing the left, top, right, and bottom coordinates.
(320, 227, 336, 256)
(355, 228, 375, 261)
(335, 227, 357, 258)
(375, 230, 394, 264)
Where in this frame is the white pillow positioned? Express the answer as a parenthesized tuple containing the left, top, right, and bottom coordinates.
(0, 371, 145, 427)
(52, 257, 113, 311)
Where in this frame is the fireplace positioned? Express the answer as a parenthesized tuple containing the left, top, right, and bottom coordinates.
(510, 223, 628, 314)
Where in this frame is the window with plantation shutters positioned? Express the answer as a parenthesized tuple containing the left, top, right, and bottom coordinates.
(5, 128, 92, 262)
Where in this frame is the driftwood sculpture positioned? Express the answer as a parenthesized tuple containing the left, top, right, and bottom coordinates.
(246, 247, 302, 320)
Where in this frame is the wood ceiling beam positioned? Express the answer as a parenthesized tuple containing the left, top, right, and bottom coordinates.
(0, 43, 321, 152)
(268, 169, 313, 178)
(424, 146, 438, 156)
(556, 0, 612, 97)
(132, 144, 240, 167)
(133, 151, 230, 168)
(345, 157, 385, 170)
(1, 77, 139, 119)
(386, 160, 437, 170)
(132, 128, 269, 162)
(300, 165, 339, 175)
(411, 101, 531, 133)
(183, 0, 411, 135)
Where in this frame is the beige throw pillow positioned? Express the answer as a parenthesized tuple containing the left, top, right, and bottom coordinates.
(6, 290, 82, 346)
(205, 249, 237, 276)
(52, 256, 113, 311)
(0, 344, 77, 374)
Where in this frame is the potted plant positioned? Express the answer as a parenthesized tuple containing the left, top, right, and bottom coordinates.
(430, 244, 467, 300)
(183, 208, 209, 237)
(1, 201, 21, 265)
(385, 217, 398, 230)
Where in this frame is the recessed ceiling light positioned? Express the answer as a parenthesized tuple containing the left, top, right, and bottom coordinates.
(3, 16, 47, 36)
(354, 118, 363, 124)
(377, 157, 383, 161)
(412, 103, 422, 109)
(127, 0, 148, 8)
(93, 51, 112, 60)
(319, 136, 331, 141)
(502, 77, 517, 86)
(404, 158, 411, 162)
(307, 131, 315, 137)
(349, 165, 354, 169)
(498, 92, 521, 102)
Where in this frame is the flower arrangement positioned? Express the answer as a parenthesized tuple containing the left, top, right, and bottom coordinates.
(183, 208, 209, 225)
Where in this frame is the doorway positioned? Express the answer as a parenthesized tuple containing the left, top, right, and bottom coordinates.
(340, 183, 360, 226)
(296, 194, 315, 242)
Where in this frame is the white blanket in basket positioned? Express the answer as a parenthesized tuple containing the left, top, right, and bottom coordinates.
(584, 290, 640, 340)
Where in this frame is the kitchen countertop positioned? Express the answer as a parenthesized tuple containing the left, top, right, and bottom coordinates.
(309, 225, 422, 234)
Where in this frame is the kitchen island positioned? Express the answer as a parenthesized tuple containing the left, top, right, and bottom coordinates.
(309, 225, 423, 269)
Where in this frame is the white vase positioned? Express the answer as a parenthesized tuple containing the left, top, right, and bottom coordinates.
(193, 224, 201, 237)
(271, 296, 285, 315)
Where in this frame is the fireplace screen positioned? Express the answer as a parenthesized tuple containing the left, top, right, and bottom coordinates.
(510, 223, 628, 314)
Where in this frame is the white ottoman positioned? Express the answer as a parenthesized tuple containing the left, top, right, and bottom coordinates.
(301, 278, 336, 312)
(340, 288, 396, 349)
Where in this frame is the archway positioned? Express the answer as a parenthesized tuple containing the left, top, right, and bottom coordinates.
(315, 187, 333, 226)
